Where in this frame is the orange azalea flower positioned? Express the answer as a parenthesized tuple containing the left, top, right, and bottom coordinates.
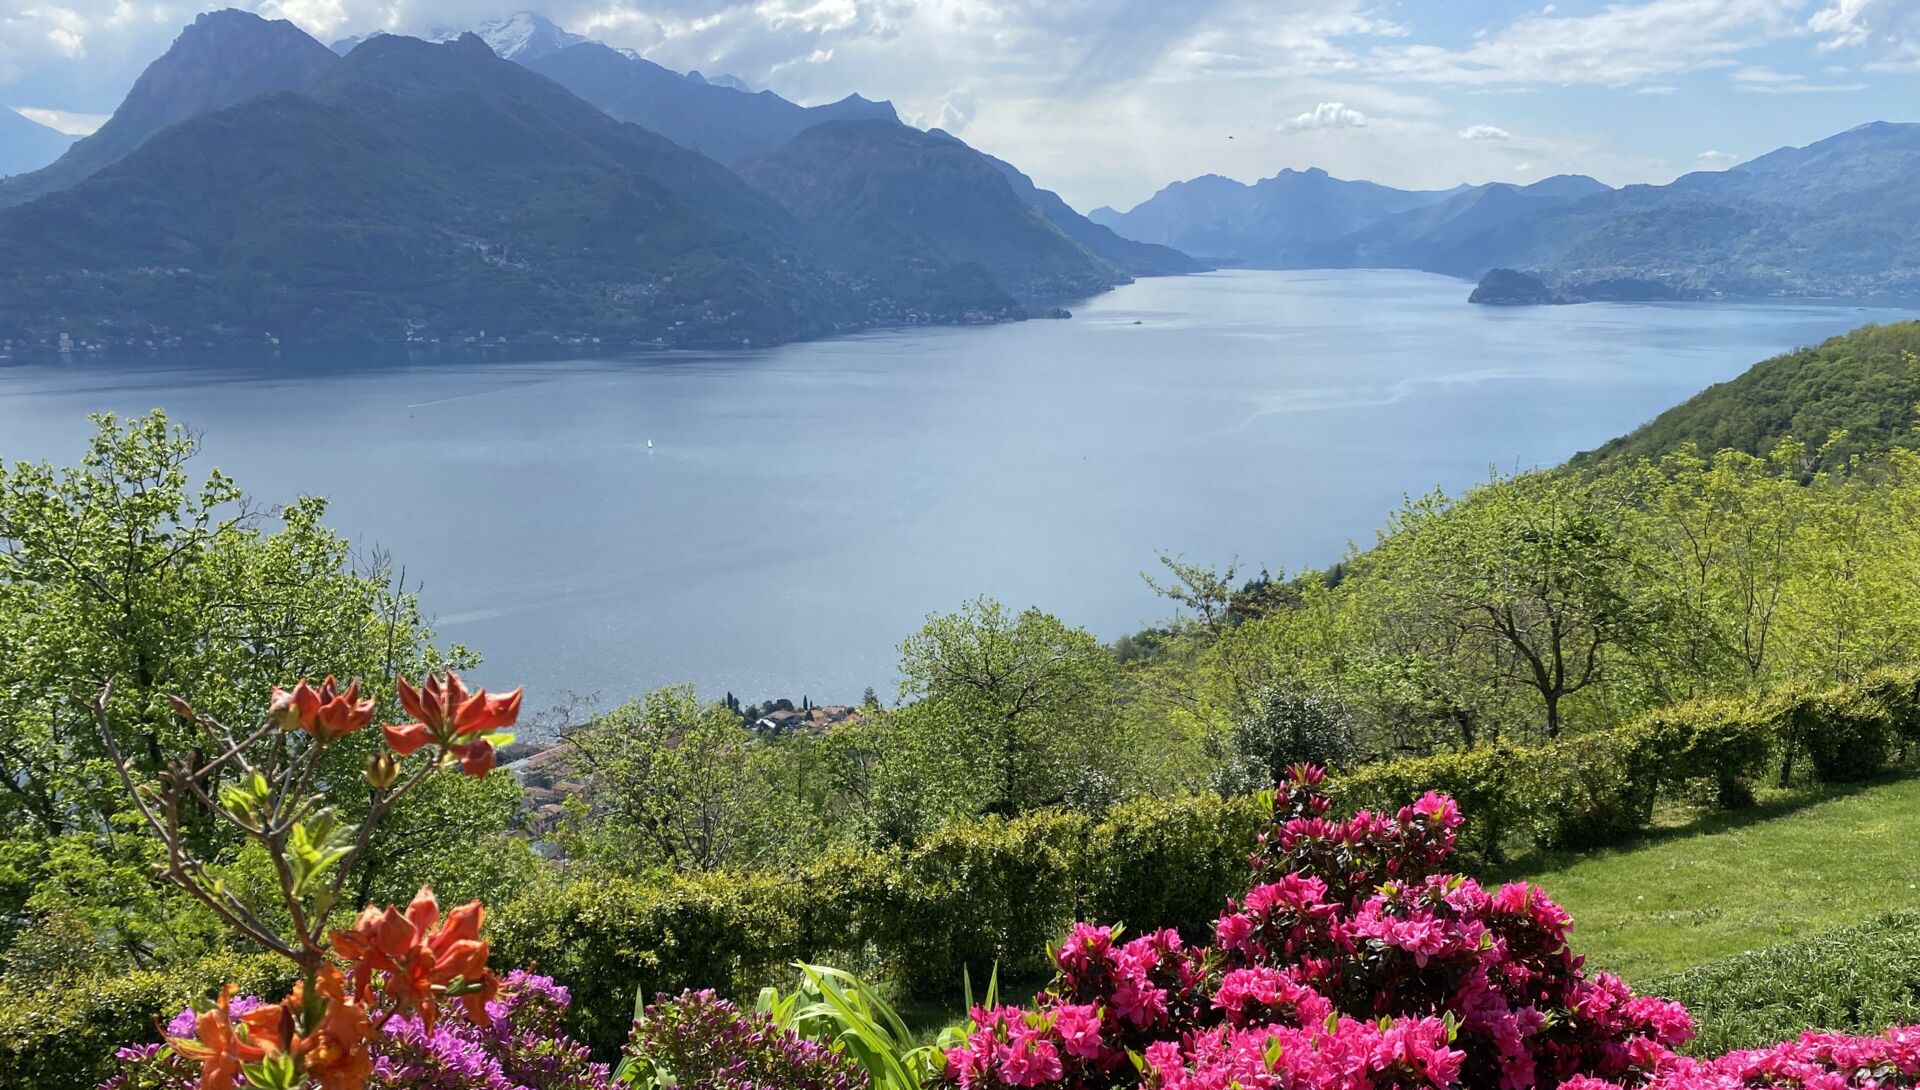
(270, 677, 375, 742)
(331, 886, 499, 1035)
(296, 967, 377, 1090)
(381, 720, 435, 756)
(450, 738, 497, 777)
(384, 672, 520, 776)
(167, 984, 274, 1090)
(395, 671, 521, 738)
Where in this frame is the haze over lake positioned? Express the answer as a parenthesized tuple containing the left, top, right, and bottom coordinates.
(2, 269, 1912, 710)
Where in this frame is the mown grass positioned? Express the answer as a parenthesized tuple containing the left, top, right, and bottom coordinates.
(1646, 911, 1920, 1053)
(1508, 772, 1920, 984)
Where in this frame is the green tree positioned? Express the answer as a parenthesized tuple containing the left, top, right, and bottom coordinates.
(1206, 683, 1358, 796)
(557, 685, 767, 873)
(1360, 472, 1656, 739)
(897, 597, 1119, 815)
(0, 411, 496, 969)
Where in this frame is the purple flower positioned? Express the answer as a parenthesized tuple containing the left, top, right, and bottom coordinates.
(100, 972, 610, 1090)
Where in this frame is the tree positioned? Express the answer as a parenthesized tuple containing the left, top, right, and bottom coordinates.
(0, 413, 467, 836)
(0, 412, 490, 969)
(558, 685, 765, 873)
(1364, 472, 1656, 739)
(1206, 683, 1358, 796)
(897, 597, 1119, 815)
(1637, 444, 1809, 696)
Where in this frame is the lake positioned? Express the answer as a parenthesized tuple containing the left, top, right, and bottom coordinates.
(1, 269, 1912, 712)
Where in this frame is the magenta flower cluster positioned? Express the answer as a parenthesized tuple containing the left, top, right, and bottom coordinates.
(100, 972, 610, 1090)
(941, 765, 1706, 1090)
(622, 989, 869, 1090)
(1563, 1027, 1920, 1090)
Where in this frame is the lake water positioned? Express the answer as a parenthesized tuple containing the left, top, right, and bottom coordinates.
(1, 269, 1912, 712)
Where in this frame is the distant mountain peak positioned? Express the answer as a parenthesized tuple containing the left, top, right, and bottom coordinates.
(332, 11, 587, 62)
(687, 70, 755, 93)
(0, 107, 75, 178)
(0, 6, 337, 206)
(467, 11, 586, 60)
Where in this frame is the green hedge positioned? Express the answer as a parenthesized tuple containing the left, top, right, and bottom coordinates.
(1335, 672, 1919, 860)
(493, 793, 1265, 1053)
(1646, 912, 1920, 1055)
(0, 951, 291, 1090)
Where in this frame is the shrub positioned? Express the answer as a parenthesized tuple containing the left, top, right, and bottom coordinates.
(1077, 793, 1266, 946)
(496, 792, 1269, 1046)
(1794, 685, 1896, 783)
(1647, 912, 1920, 1055)
(1206, 684, 1360, 795)
(621, 989, 868, 1090)
(95, 970, 609, 1090)
(491, 870, 819, 1055)
(1329, 744, 1520, 859)
(1632, 695, 1778, 807)
(938, 767, 1699, 1090)
(1563, 1027, 1920, 1090)
(1333, 673, 1912, 861)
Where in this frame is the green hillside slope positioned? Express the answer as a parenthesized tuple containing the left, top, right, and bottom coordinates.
(1572, 321, 1920, 467)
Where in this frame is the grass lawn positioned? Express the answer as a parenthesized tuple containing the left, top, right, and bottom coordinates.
(1508, 772, 1920, 986)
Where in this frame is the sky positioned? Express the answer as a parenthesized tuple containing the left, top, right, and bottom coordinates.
(3, 0, 1919, 210)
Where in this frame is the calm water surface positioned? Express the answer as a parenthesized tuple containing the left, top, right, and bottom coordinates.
(1, 270, 1912, 709)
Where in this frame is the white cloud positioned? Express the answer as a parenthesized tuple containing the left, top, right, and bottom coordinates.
(1695, 147, 1741, 166)
(1808, 0, 1920, 67)
(1279, 101, 1367, 131)
(1458, 123, 1511, 140)
(1730, 63, 1868, 91)
(1812, 0, 1920, 69)
(1357, 0, 1804, 87)
(907, 88, 975, 133)
(11, 103, 105, 132)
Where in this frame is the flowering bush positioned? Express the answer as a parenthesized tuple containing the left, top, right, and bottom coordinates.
(100, 971, 609, 1090)
(1567, 1027, 1920, 1089)
(942, 764, 1875, 1090)
(621, 988, 870, 1090)
(87, 671, 522, 1090)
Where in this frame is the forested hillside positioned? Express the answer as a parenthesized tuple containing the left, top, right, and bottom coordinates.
(0, 34, 852, 348)
(1573, 321, 1920, 467)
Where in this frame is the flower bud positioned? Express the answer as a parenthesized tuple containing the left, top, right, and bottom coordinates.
(364, 751, 400, 790)
(268, 687, 301, 732)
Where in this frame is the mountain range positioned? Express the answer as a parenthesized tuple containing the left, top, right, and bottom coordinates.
(1090, 169, 1465, 266)
(4, 4, 1911, 352)
(0, 9, 1195, 351)
(1097, 125, 1920, 303)
(0, 32, 855, 348)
